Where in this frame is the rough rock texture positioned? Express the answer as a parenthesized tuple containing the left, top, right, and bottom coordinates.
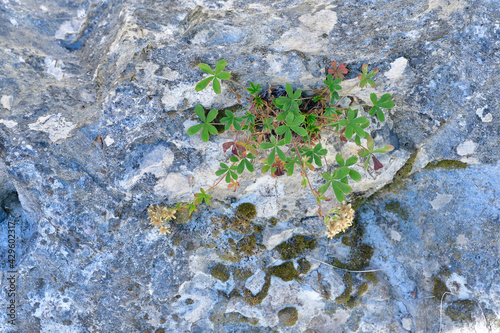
(0, 0, 498, 332)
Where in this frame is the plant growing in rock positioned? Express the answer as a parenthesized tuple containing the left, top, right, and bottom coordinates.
(148, 59, 394, 237)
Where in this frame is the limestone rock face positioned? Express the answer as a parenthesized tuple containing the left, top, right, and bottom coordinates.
(0, 0, 498, 332)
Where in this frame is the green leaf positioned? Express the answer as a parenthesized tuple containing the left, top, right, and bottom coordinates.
(217, 72, 231, 80)
(373, 145, 394, 153)
(195, 77, 213, 92)
(318, 182, 330, 195)
(207, 109, 219, 123)
(285, 83, 294, 97)
(345, 156, 358, 166)
(275, 125, 287, 135)
(201, 126, 209, 142)
(335, 154, 345, 166)
(187, 123, 204, 136)
(284, 129, 292, 144)
(207, 124, 218, 135)
(377, 109, 385, 122)
(277, 147, 287, 161)
(333, 167, 350, 179)
(268, 149, 276, 165)
(237, 161, 245, 174)
(367, 137, 374, 151)
(245, 159, 254, 172)
(331, 182, 346, 202)
(195, 105, 206, 121)
(359, 148, 370, 157)
(291, 126, 307, 136)
(349, 169, 362, 181)
(215, 169, 226, 176)
(212, 78, 221, 94)
(214, 59, 226, 74)
(198, 63, 214, 75)
(260, 142, 274, 149)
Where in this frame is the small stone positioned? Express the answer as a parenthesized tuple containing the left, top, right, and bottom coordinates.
(402, 317, 412, 331)
(245, 269, 266, 295)
(456, 140, 477, 156)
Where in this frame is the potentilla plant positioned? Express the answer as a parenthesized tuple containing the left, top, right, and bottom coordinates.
(148, 60, 394, 238)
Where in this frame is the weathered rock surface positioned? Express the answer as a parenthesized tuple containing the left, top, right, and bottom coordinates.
(0, 0, 498, 332)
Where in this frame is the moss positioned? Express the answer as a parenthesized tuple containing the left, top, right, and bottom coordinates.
(297, 258, 311, 275)
(237, 234, 258, 256)
(358, 282, 369, 296)
(236, 202, 257, 220)
(243, 274, 271, 306)
(335, 273, 353, 304)
(269, 261, 299, 282)
(210, 312, 259, 326)
(276, 235, 317, 260)
(233, 268, 253, 283)
(278, 307, 298, 327)
(425, 160, 467, 170)
(228, 289, 241, 299)
(341, 235, 355, 247)
(445, 300, 476, 323)
(348, 243, 374, 270)
(253, 224, 264, 234)
(210, 264, 230, 282)
(384, 200, 409, 221)
(268, 217, 278, 226)
(432, 276, 450, 300)
(364, 272, 378, 285)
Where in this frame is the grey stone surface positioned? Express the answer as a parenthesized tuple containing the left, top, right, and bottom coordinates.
(0, 0, 498, 332)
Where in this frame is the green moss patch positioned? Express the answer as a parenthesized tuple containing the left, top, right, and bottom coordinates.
(384, 200, 409, 221)
(211, 264, 230, 282)
(236, 202, 257, 220)
(335, 273, 353, 304)
(237, 234, 258, 256)
(432, 276, 450, 300)
(278, 307, 298, 327)
(243, 274, 271, 306)
(269, 261, 299, 282)
(276, 235, 317, 260)
(445, 300, 476, 323)
(425, 160, 467, 170)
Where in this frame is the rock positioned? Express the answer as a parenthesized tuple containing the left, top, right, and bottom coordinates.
(0, 0, 497, 331)
(244, 269, 266, 295)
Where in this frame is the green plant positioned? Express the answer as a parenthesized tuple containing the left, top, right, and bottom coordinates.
(149, 59, 395, 237)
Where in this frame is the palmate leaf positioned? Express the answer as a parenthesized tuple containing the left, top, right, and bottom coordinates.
(195, 59, 231, 94)
(369, 93, 394, 122)
(187, 106, 219, 142)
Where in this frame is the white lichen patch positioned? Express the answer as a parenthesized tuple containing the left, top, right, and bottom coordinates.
(0, 119, 17, 128)
(446, 273, 471, 299)
(384, 57, 408, 80)
(104, 135, 115, 146)
(476, 106, 492, 122)
(121, 146, 174, 190)
(28, 114, 76, 143)
(275, 10, 338, 54)
(456, 140, 477, 156)
(154, 172, 191, 198)
(430, 193, 453, 210)
(245, 269, 266, 295)
(55, 16, 85, 40)
(456, 234, 468, 246)
(390, 229, 402, 242)
(1, 95, 13, 110)
(45, 57, 66, 80)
